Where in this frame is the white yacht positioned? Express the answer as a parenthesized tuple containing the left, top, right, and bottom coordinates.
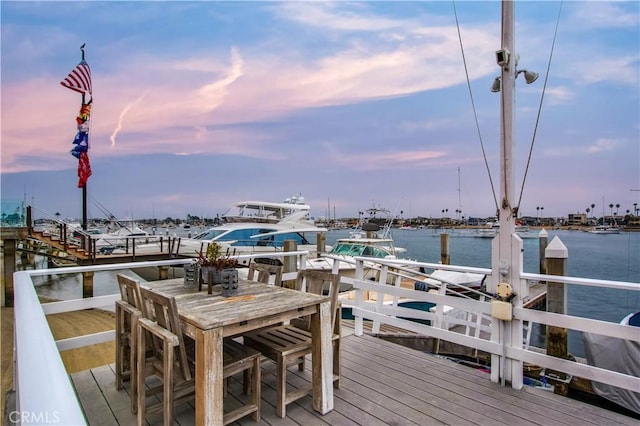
(307, 207, 412, 286)
(587, 224, 621, 234)
(114, 195, 328, 263)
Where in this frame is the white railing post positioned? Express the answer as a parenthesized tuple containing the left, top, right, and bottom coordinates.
(354, 258, 365, 336)
(510, 233, 525, 389)
(372, 265, 389, 334)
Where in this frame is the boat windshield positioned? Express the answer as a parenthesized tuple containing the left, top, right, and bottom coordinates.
(193, 229, 227, 240)
(330, 242, 390, 258)
(192, 228, 311, 247)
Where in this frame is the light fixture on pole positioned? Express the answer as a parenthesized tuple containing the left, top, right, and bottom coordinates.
(518, 69, 539, 84)
(490, 69, 538, 93)
(491, 77, 502, 93)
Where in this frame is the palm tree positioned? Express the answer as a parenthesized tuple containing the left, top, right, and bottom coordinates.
(590, 203, 596, 219)
(608, 203, 614, 223)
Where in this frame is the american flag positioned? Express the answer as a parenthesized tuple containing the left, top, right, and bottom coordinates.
(62, 50, 93, 187)
(60, 60, 92, 95)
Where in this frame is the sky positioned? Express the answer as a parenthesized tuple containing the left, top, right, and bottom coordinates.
(1, 1, 639, 222)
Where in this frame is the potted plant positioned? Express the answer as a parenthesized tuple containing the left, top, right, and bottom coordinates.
(197, 242, 239, 295)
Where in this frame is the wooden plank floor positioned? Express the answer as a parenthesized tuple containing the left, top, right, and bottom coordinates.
(70, 325, 638, 426)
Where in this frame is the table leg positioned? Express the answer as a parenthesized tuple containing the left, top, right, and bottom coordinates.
(310, 300, 334, 414)
(195, 327, 224, 425)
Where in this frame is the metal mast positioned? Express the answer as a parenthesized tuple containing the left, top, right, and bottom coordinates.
(490, 0, 525, 388)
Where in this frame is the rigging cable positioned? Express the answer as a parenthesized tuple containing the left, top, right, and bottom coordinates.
(516, 1, 564, 211)
(452, 0, 499, 213)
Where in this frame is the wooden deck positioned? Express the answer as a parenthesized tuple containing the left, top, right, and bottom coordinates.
(71, 324, 638, 426)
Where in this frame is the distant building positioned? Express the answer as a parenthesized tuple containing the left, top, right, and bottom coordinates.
(467, 217, 482, 226)
(567, 213, 587, 226)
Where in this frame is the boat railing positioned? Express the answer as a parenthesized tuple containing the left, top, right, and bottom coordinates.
(348, 256, 640, 395)
(93, 233, 184, 256)
(11, 250, 311, 424)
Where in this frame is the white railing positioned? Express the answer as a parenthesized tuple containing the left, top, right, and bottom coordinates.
(348, 256, 640, 394)
(12, 251, 309, 425)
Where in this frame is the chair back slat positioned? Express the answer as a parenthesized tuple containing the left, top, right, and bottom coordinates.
(117, 274, 142, 310)
(248, 262, 284, 286)
(294, 270, 341, 331)
(139, 287, 192, 381)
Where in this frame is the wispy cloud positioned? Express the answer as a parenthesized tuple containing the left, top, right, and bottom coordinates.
(572, 2, 639, 29)
(573, 55, 639, 86)
(586, 138, 620, 154)
(197, 47, 244, 113)
(325, 144, 447, 171)
(271, 2, 404, 32)
(542, 86, 573, 105)
(110, 89, 150, 147)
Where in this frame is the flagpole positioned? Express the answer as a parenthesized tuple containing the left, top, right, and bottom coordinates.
(80, 44, 88, 231)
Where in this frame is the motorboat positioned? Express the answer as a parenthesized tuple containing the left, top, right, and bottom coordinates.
(307, 207, 413, 287)
(473, 225, 537, 239)
(65, 219, 149, 254)
(113, 195, 328, 263)
(587, 224, 621, 234)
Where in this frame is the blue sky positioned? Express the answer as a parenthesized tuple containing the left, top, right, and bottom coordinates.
(1, 1, 639, 222)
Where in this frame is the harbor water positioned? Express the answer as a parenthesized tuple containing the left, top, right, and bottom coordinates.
(32, 227, 639, 357)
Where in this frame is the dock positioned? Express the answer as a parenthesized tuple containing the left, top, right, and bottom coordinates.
(69, 323, 638, 426)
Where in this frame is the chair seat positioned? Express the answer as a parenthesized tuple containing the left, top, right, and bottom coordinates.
(243, 325, 311, 358)
(242, 270, 342, 418)
(223, 338, 262, 375)
(243, 325, 339, 357)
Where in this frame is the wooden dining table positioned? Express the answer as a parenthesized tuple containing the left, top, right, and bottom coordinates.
(141, 278, 334, 425)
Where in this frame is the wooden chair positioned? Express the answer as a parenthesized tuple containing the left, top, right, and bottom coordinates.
(242, 269, 342, 418)
(136, 287, 261, 425)
(115, 274, 143, 414)
(247, 261, 284, 286)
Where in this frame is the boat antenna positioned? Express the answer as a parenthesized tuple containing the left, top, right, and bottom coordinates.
(516, 1, 564, 211)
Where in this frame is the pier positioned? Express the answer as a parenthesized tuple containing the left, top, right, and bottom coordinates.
(1, 206, 191, 306)
(68, 323, 637, 425)
(4, 247, 640, 424)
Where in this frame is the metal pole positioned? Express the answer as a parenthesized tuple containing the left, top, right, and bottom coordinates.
(498, 0, 516, 262)
(490, 0, 524, 389)
(80, 43, 88, 231)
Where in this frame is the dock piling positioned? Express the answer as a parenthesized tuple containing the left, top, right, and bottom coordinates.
(545, 236, 570, 396)
(440, 233, 450, 265)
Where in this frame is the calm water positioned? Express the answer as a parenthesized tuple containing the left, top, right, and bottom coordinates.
(33, 227, 639, 357)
